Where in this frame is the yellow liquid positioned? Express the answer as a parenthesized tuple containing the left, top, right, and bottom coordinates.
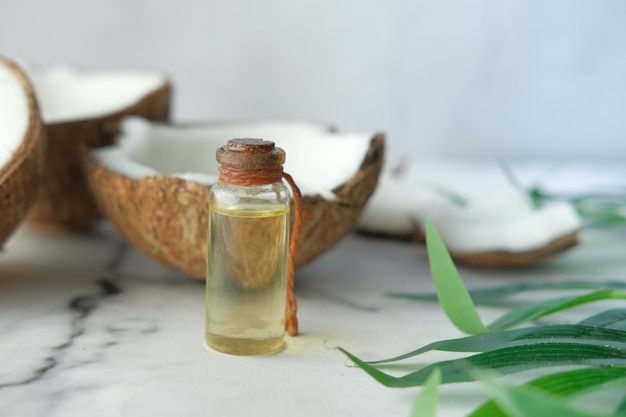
(205, 206, 289, 355)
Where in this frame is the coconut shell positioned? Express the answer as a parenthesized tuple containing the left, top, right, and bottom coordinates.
(26, 80, 171, 231)
(84, 133, 384, 278)
(0, 58, 46, 246)
(450, 229, 580, 268)
(295, 133, 384, 267)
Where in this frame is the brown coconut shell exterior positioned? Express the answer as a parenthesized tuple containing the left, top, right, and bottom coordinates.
(295, 133, 384, 267)
(84, 132, 384, 278)
(26, 80, 171, 231)
(0, 58, 46, 246)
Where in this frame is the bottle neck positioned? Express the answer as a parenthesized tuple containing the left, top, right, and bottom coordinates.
(218, 165, 284, 186)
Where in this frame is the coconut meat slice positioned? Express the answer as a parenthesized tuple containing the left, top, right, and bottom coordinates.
(357, 173, 460, 236)
(93, 117, 374, 199)
(359, 172, 582, 254)
(0, 64, 29, 171)
(417, 192, 581, 253)
(20, 63, 166, 124)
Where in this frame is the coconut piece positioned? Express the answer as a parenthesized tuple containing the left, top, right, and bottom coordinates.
(0, 57, 45, 246)
(20, 63, 171, 230)
(451, 230, 579, 268)
(358, 173, 582, 267)
(84, 117, 384, 278)
(357, 173, 463, 240)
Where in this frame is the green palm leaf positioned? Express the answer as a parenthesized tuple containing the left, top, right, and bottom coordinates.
(389, 281, 626, 303)
(578, 309, 626, 330)
(488, 290, 626, 331)
(479, 370, 626, 417)
(409, 368, 440, 417)
(367, 325, 626, 365)
(339, 343, 626, 388)
(470, 368, 626, 417)
(424, 219, 487, 334)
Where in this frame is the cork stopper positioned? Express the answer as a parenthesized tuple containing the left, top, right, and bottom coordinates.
(217, 139, 286, 170)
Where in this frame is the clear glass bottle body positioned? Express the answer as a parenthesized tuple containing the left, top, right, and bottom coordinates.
(206, 181, 291, 355)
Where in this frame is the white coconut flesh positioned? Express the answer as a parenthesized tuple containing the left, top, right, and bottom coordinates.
(92, 117, 374, 199)
(20, 64, 166, 123)
(359, 173, 582, 253)
(0, 64, 29, 171)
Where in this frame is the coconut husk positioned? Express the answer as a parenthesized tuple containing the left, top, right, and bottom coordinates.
(295, 133, 385, 266)
(26, 81, 171, 231)
(450, 229, 580, 268)
(0, 58, 46, 246)
(84, 132, 384, 278)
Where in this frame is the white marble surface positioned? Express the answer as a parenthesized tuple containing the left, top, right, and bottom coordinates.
(0, 222, 625, 416)
(1, 160, 626, 417)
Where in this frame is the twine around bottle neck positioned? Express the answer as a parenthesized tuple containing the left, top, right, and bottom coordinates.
(218, 165, 284, 186)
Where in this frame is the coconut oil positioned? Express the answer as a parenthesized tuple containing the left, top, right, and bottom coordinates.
(206, 206, 289, 355)
(205, 138, 292, 355)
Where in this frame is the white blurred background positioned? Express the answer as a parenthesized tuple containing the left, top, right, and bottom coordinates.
(1, 0, 625, 161)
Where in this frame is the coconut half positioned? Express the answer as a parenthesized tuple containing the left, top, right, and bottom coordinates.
(20, 62, 171, 230)
(358, 172, 582, 267)
(0, 57, 45, 246)
(84, 117, 384, 278)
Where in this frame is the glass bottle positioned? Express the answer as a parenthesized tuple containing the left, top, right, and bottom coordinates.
(205, 139, 291, 355)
